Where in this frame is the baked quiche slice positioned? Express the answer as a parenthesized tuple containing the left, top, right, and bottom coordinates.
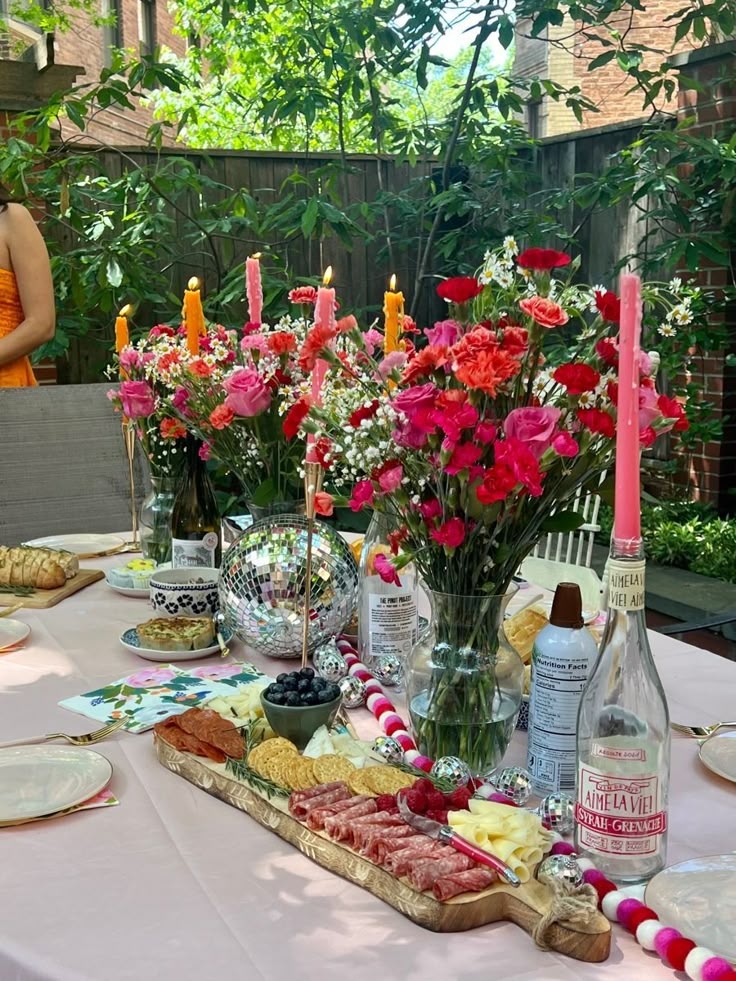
(136, 616, 214, 652)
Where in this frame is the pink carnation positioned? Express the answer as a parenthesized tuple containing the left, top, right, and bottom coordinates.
(374, 552, 401, 586)
(363, 328, 384, 355)
(476, 420, 496, 444)
(288, 285, 318, 305)
(198, 442, 212, 461)
(349, 479, 374, 512)
(424, 319, 461, 348)
(223, 367, 271, 417)
(240, 334, 268, 356)
(119, 380, 156, 419)
(418, 498, 442, 521)
(444, 442, 483, 476)
(376, 351, 408, 380)
(119, 347, 142, 372)
(378, 463, 403, 494)
(551, 431, 579, 457)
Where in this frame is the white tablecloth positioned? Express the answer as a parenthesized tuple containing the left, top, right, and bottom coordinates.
(1, 552, 734, 981)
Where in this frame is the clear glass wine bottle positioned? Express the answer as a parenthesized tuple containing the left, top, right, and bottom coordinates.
(574, 537, 670, 884)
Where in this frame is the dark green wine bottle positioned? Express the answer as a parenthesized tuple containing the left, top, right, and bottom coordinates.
(171, 434, 222, 568)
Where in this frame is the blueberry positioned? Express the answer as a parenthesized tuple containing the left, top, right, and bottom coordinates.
(317, 689, 335, 703)
(269, 692, 285, 705)
(311, 677, 327, 691)
(302, 691, 318, 706)
(285, 692, 300, 707)
(283, 678, 299, 691)
(297, 679, 311, 693)
(326, 684, 340, 700)
(300, 667, 315, 679)
(271, 684, 285, 695)
(277, 673, 289, 684)
(289, 670, 302, 681)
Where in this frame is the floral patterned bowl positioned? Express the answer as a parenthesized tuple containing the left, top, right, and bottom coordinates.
(149, 567, 220, 618)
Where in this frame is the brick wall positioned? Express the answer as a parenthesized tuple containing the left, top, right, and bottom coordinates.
(669, 43, 736, 510)
(52, 0, 186, 145)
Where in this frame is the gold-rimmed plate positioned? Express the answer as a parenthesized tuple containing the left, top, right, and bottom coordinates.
(22, 534, 126, 559)
(0, 746, 112, 823)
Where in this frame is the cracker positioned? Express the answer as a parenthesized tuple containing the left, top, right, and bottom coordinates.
(313, 754, 355, 784)
(362, 765, 416, 795)
(291, 757, 317, 791)
(348, 769, 377, 797)
(248, 737, 297, 769)
(259, 748, 298, 781)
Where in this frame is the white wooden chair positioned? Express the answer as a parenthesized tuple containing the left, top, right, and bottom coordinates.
(520, 477, 606, 613)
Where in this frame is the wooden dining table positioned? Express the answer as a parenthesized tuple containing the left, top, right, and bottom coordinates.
(0, 548, 734, 981)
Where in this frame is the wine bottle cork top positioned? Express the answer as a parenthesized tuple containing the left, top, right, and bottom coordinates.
(549, 582, 584, 629)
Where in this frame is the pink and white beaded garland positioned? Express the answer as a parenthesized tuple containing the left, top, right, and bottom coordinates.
(335, 637, 735, 980)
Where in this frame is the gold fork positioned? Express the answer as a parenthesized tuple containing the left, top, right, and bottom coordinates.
(0, 717, 127, 749)
(671, 720, 736, 739)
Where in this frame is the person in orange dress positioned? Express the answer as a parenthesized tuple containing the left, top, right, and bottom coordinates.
(0, 190, 55, 387)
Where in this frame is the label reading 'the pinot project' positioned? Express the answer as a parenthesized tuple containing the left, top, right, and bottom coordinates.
(367, 591, 418, 658)
(172, 533, 219, 569)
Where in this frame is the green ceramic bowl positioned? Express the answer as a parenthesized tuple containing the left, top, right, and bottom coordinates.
(259, 691, 343, 750)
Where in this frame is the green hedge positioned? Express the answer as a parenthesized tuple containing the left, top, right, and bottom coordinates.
(597, 502, 736, 584)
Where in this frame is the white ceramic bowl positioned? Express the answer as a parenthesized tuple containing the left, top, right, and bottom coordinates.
(149, 567, 220, 618)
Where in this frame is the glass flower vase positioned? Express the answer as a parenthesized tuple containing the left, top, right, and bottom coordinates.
(406, 588, 524, 776)
(246, 498, 305, 522)
(140, 475, 178, 565)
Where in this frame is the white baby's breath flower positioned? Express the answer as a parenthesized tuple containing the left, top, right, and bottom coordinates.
(669, 277, 682, 292)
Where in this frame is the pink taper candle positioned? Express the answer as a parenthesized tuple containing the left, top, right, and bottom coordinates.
(307, 267, 336, 461)
(614, 273, 643, 543)
(246, 254, 263, 325)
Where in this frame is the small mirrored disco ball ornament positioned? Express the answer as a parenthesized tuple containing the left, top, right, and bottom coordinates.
(218, 515, 357, 659)
(430, 756, 472, 789)
(374, 654, 403, 687)
(371, 735, 405, 765)
(491, 766, 532, 805)
(537, 792, 575, 835)
(338, 675, 366, 709)
(313, 640, 341, 672)
(317, 651, 348, 683)
(536, 854, 583, 889)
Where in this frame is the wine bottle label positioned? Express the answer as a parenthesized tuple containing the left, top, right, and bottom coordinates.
(367, 591, 418, 658)
(172, 535, 219, 568)
(575, 760, 667, 856)
(607, 559, 646, 611)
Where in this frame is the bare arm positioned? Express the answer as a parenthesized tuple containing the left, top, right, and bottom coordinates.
(0, 204, 56, 368)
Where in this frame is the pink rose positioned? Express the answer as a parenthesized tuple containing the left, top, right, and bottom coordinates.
(120, 380, 156, 419)
(391, 383, 439, 422)
(503, 406, 561, 459)
(424, 319, 461, 348)
(378, 463, 403, 494)
(551, 432, 579, 457)
(223, 367, 271, 417)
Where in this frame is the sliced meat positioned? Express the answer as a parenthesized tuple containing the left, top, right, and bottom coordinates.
(197, 740, 227, 764)
(323, 798, 378, 838)
(306, 795, 373, 832)
(207, 727, 246, 759)
(175, 708, 206, 734)
(386, 841, 449, 876)
(408, 853, 475, 892)
(367, 833, 428, 866)
(358, 824, 415, 858)
(432, 868, 498, 902)
(289, 783, 350, 821)
(343, 812, 404, 848)
(352, 817, 407, 852)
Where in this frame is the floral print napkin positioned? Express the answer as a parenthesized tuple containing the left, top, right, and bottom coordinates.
(59, 662, 267, 733)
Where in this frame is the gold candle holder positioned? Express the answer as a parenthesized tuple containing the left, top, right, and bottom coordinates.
(123, 422, 139, 550)
(301, 459, 324, 669)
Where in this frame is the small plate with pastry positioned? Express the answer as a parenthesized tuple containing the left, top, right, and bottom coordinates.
(120, 616, 234, 661)
(22, 534, 126, 559)
(106, 559, 162, 597)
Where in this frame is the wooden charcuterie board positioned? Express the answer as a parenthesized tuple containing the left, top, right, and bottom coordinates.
(155, 737, 611, 961)
(0, 568, 104, 608)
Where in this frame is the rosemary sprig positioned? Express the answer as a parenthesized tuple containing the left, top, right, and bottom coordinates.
(224, 721, 289, 801)
(0, 584, 35, 597)
(390, 758, 455, 794)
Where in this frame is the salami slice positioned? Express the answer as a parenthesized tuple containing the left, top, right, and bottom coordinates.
(324, 799, 377, 838)
(207, 727, 246, 759)
(290, 784, 350, 820)
(306, 795, 372, 832)
(155, 723, 215, 759)
(352, 816, 406, 851)
(432, 868, 497, 901)
(335, 810, 399, 846)
(358, 824, 415, 858)
(386, 841, 449, 876)
(408, 853, 474, 892)
(289, 783, 348, 819)
(367, 833, 427, 866)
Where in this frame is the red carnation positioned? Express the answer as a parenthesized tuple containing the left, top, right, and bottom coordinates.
(267, 331, 297, 356)
(595, 290, 621, 323)
(436, 276, 484, 304)
(349, 399, 381, 428)
(402, 345, 451, 384)
(596, 337, 619, 367)
(501, 326, 529, 357)
(516, 248, 572, 271)
(282, 397, 310, 440)
(658, 394, 689, 432)
(577, 408, 615, 439)
(298, 323, 337, 373)
(553, 363, 601, 395)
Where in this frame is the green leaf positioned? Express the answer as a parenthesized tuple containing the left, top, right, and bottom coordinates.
(250, 477, 276, 506)
(106, 257, 123, 287)
(541, 511, 587, 533)
(587, 50, 617, 71)
(300, 197, 319, 238)
(499, 18, 514, 50)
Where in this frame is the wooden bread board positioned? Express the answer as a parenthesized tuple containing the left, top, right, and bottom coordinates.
(155, 737, 611, 961)
(0, 568, 104, 608)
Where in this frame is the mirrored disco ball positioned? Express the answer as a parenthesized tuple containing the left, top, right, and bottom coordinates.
(219, 514, 358, 659)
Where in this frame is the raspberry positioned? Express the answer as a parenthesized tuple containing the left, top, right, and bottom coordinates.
(403, 789, 428, 814)
(414, 778, 435, 795)
(426, 789, 446, 811)
(448, 787, 473, 810)
(375, 794, 396, 812)
(426, 809, 448, 824)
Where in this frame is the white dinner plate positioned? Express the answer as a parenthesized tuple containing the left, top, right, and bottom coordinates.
(105, 580, 150, 599)
(23, 533, 126, 558)
(698, 729, 736, 783)
(645, 854, 736, 960)
(0, 618, 30, 648)
(0, 745, 112, 823)
(120, 625, 234, 662)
